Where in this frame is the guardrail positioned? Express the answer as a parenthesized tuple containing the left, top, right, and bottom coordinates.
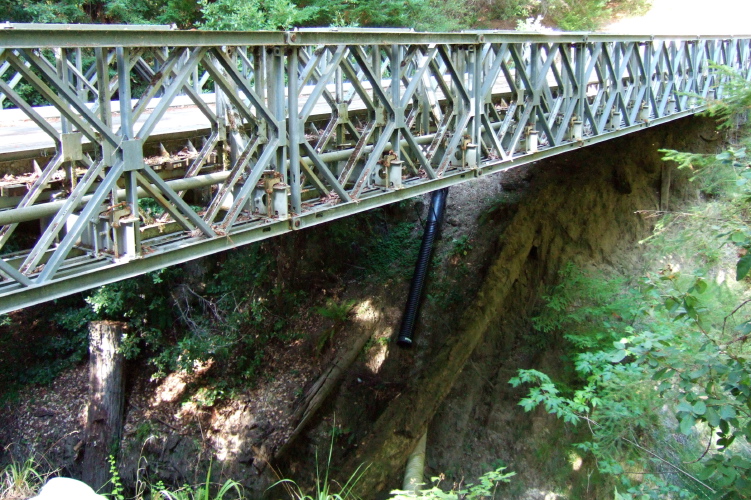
(0, 25, 749, 313)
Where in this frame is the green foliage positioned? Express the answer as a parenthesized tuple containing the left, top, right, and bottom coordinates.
(300, 0, 472, 31)
(314, 299, 356, 352)
(703, 64, 751, 130)
(2, 0, 171, 24)
(138, 197, 166, 224)
(505, 0, 651, 31)
(488, 0, 534, 20)
(387, 466, 515, 499)
(81, 268, 178, 368)
(315, 299, 356, 323)
(448, 235, 472, 260)
(410, 0, 474, 31)
(156, 465, 244, 500)
(199, 0, 316, 30)
(550, 0, 612, 31)
(0, 302, 88, 401)
(511, 263, 751, 497)
(170, 243, 279, 379)
(531, 263, 641, 350)
(1, 0, 473, 31)
(362, 221, 422, 281)
(108, 455, 126, 500)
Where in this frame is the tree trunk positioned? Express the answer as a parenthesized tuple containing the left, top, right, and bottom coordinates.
(82, 320, 126, 493)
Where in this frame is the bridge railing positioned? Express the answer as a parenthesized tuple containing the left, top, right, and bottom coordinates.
(0, 26, 750, 312)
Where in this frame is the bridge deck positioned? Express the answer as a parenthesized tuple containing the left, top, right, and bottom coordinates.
(0, 26, 750, 313)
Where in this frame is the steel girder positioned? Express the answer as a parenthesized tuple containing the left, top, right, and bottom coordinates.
(0, 26, 750, 313)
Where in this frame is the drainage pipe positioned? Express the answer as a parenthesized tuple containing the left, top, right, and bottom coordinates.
(402, 432, 427, 494)
(397, 187, 448, 347)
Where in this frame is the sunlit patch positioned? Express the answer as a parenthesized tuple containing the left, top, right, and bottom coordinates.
(151, 359, 213, 404)
(568, 451, 583, 471)
(365, 328, 392, 374)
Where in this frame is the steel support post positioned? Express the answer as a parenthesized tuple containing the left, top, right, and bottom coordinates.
(288, 47, 302, 214)
(471, 45, 482, 168)
(391, 44, 402, 164)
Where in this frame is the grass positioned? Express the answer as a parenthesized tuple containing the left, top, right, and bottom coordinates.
(0, 458, 49, 500)
(269, 419, 369, 500)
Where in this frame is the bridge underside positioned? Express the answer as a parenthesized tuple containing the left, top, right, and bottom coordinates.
(0, 25, 750, 313)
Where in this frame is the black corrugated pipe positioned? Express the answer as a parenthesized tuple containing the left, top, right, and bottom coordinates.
(397, 187, 449, 348)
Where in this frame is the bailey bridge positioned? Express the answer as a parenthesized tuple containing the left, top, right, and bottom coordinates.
(0, 24, 749, 313)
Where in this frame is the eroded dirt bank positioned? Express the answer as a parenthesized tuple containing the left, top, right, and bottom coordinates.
(328, 115, 718, 498)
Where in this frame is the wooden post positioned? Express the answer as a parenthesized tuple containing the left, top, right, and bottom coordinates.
(82, 320, 126, 492)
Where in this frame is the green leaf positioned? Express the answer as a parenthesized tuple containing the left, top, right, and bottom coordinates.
(720, 405, 737, 420)
(693, 400, 707, 415)
(706, 407, 721, 427)
(737, 254, 751, 280)
(680, 416, 695, 435)
(652, 367, 669, 380)
(677, 401, 693, 413)
(731, 231, 747, 243)
(735, 321, 751, 336)
(664, 297, 680, 313)
(610, 350, 627, 363)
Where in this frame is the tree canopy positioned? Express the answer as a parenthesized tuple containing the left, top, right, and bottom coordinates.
(0, 0, 474, 31)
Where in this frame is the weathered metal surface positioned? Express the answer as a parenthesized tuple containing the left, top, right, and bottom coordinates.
(0, 26, 750, 313)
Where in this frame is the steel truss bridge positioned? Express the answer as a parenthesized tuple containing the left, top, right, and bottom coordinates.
(0, 24, 750, 313)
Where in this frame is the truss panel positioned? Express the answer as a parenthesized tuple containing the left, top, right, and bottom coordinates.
(1, 26, 750, 312)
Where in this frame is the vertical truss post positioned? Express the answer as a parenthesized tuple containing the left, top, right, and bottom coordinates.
(123, 171, 141, 259)
(227, 49, 242, 167)
(116, 47, 142, 261)
(75, 48, 85, 101)
(689, 40, 698, 109)
(391, 44, 402, 163)
(574, 42, 586, 139)
(96, 47, 114, 166)
(254, 46, 266, 136)
(270, 47, 287, 180)
(645, 40, 655, 119)
(288, 46, 302, 214)
(471, 44, 481, 168)
(212, 52, 227, 171)
(335, 57, 344, 146)
(56, 48, 71, 135)
(529, 42, 540, 129)
(56, 47, 77, 192)
(372, 45, 383, 144)
(117, 47, 133, 141)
